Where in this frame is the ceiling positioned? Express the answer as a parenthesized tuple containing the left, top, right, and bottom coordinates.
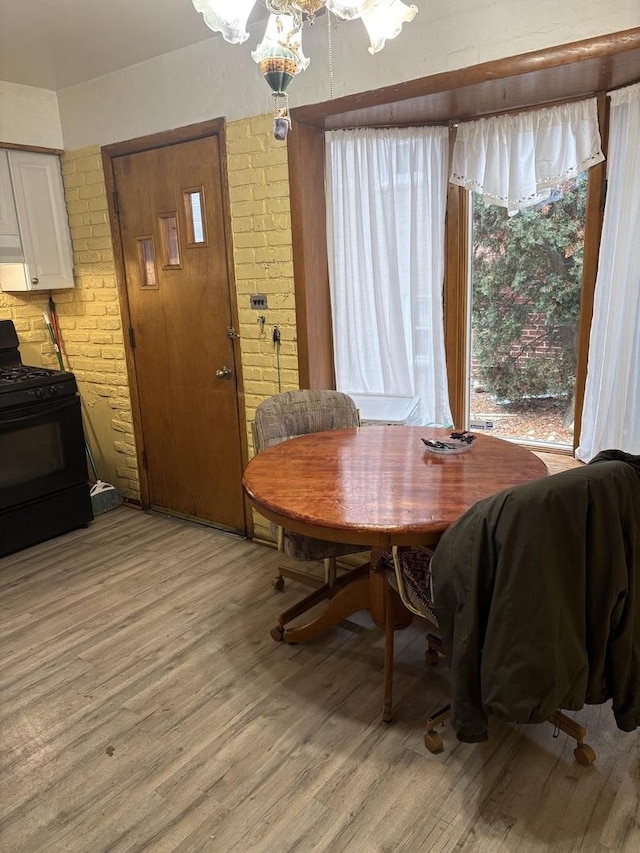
(0, 0, 268, 91)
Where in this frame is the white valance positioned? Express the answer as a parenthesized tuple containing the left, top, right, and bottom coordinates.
(450, 98, 605, 213)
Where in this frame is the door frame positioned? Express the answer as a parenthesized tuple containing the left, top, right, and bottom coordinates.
(102, 118, 251, 533)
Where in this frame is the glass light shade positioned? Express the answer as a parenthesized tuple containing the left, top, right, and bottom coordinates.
(326, 0, 377, 22)
(252, 14, 310, 74)
(293, 0, 327, 14)
(192, 0, 258, 44)
(359, 0, 418, 54)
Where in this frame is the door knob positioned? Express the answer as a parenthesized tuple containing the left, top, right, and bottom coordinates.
(216, 365, 232, 379)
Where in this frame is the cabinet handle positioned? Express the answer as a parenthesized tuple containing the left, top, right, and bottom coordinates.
(31, 277, 39, 285)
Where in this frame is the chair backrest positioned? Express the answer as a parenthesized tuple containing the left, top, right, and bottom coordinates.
(253, 390, 359, 452)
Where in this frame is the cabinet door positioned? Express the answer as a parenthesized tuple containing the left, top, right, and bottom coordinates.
(0, 150, 23, 263)
(7, 150, 74, 290)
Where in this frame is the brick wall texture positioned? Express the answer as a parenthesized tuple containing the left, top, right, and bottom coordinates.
(226, 114, 299, 539)
(227, 117, 299, 411)
(60, 147, 140, 497)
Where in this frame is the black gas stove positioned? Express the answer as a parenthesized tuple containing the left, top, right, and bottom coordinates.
(0, 318, 92, 557)
(0, 320, 77, 411)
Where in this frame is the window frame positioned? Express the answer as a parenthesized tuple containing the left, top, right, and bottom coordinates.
(446, 95, 608, 450)
(287, 32, 634, 451)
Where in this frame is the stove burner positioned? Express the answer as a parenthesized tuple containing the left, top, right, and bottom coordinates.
(0, 318, 77, 410)
(0, 365, 62, 383)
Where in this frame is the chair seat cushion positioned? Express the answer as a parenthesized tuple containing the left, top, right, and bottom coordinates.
(271, 522, 367, 561)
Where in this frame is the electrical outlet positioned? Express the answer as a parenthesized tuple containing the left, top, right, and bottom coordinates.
(250, 294, 268, 309)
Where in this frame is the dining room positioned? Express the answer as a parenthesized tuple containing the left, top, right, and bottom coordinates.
(2, 1, 640, 850)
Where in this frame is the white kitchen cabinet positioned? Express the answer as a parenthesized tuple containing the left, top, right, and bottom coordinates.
(0, 149, 75, 291)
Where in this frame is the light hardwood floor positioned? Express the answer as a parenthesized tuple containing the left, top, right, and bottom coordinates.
(2, 474, 638, 852)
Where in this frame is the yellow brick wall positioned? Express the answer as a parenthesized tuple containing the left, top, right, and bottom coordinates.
(226, 115, 299, 426)
(226, 114, 300, 539)
(60, 147, 139, 498)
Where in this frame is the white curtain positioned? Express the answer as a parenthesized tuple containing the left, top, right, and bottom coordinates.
(576, 83, 640, 461)
(325, 127, 452, 426)
(450, 98, 604, 214)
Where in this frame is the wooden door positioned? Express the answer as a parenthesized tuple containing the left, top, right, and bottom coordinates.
(112, 135, 246, 533)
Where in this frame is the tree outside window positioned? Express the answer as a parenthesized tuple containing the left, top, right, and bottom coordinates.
(470, 172, 587, 445)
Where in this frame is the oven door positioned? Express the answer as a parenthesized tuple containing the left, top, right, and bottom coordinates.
(0, 395, 88, 511)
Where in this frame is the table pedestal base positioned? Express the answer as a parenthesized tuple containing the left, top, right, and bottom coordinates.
(274, 556, 413, 644)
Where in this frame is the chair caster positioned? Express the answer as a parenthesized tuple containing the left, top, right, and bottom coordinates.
(272, 576, 285, 591)
(574, 743, 596, 766)
(425, 647, 440, 666)
(424, 730, 444, 754)
(270, 625, 285, 641)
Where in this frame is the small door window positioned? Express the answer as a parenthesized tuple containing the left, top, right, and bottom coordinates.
(137, 237, 158, 288)
(184, 188, 207, 246)
(159, 214, 181, 267)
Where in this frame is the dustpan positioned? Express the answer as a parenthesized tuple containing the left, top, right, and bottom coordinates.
(90, 479, 123, 515)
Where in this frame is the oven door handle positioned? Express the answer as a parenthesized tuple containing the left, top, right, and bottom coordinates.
(0, 397, 77, 423)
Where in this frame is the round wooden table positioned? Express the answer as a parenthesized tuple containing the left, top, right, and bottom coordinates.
(243, 425, 548, 642)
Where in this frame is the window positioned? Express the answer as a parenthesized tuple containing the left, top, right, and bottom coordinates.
(184, 188, 207, 245)
(137, 237, 158, 288)
(286, 32, 639, 439)
(468, 175, 588, 447)
(159, 214, 181, 267)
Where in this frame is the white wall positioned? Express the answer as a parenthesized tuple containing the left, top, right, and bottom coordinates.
(57, 0, 640, 150)
(0, 81, 63, 148)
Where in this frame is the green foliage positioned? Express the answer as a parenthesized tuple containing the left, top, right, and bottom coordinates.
(472, 175, 587, 401)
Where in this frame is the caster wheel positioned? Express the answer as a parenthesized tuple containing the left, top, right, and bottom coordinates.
(574, 743, 596, 766)
(424, 730, 444, 754)
(425, 648, 440, 666)
(272, 576, 285, 591)
(270, 626, 285, 642)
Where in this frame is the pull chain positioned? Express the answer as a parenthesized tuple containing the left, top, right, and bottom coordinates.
(327, 8, 334, 100)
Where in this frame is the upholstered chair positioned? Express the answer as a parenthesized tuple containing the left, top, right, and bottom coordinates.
(252, 390, 369, 640)
(381, 539, 596, 765)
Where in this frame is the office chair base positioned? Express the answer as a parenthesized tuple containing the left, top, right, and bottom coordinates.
(421, 705, 597, 764)
(548, 710, 597, 765)
(574, 743, 597, 766)
(424, 704, 451, 754)
(424, 730, 444, 754)
(425, 633, 442, 665)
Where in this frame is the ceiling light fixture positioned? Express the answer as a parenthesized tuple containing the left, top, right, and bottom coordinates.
(192, 1, 418, 139)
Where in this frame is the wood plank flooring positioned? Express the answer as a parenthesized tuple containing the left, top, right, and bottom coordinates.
(1, 496, 638, 852)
